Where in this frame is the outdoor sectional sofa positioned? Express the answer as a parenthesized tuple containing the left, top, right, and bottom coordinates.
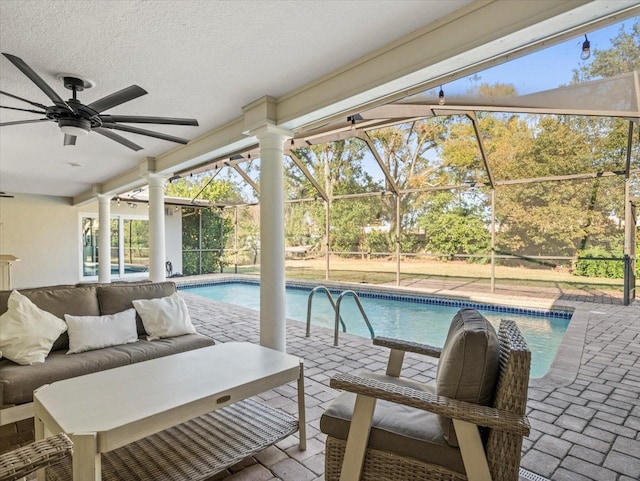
(0, 281, 215, 452)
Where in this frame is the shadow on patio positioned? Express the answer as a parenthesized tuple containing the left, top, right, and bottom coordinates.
(181, 284, 640, 481)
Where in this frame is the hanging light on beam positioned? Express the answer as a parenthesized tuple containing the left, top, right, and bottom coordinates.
(581, 34, 591, 60)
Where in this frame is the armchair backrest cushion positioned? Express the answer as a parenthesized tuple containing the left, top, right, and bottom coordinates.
(436, 308, 500, 446)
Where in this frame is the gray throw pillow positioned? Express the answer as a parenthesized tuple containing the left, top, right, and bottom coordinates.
(436, 308, 500, 447)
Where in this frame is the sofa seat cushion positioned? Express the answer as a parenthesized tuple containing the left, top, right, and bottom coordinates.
(97, 282, 177, 336)
(0, 334, 215, 406)
(320, 372, 464, 475)
(0, 285, 100, 352)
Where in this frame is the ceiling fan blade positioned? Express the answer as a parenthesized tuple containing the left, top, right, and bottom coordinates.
(0, 118, 48, 126)
(99, 115, 198, 126)
(63, 134, 76, 146)
(87, 85, 147, 114)
(2, 53, 69, 109)
(1, 105, 47, 115)
(102, 123, 190, 144)
(94, 127, 143, 151)
(0, 90, 48, 110)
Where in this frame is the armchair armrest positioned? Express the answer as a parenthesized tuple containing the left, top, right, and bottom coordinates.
(374, 337, 442, 358)
(330, 373, 530, 436)
(0, 432, 73, 481)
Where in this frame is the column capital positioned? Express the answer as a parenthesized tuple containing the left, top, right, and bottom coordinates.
(145, 172, 170, 188)
(247, 121, 293, 145)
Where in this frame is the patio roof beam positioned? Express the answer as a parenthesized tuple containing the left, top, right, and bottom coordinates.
(286, 150, 329, 202)
(410, 103, 640, 119)
(361, 132, 400, 195)
(277, 1, 638, 132)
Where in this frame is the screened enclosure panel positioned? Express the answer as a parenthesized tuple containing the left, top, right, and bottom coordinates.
(495, 177, 626, 260)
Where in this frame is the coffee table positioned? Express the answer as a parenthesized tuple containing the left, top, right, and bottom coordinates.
(33, 342, 306, 481)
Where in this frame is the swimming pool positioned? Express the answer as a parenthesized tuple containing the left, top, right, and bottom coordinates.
(180, 280, 572, 379)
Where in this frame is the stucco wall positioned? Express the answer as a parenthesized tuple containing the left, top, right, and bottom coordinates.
(0, 194, 182, 289)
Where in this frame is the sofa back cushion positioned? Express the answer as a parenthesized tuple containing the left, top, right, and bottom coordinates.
(97, 282, 177, 336)
(436, 308, 500, 447)
(0, 285, 99, 352)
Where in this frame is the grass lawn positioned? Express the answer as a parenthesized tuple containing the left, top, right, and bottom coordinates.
(226, 256, 625, 293)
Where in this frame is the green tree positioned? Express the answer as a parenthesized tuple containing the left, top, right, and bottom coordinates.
(166, 173, 244, 275)
(367, 119, 449, 252)
(286, 139, 381, 256)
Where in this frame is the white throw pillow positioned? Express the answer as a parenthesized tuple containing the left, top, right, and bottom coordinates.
(0, 290, 68, 365)
(132, 292, 197, 340)
(64, 308, 139, 354)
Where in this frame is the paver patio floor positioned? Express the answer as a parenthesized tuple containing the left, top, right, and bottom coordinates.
(177, 276, 640, 481)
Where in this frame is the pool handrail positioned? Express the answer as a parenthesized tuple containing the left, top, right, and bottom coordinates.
(334, 290, 375, 346)
(306, 286, 347, 337)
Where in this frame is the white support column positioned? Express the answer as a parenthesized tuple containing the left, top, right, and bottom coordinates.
(98, 195, 111, 283)
(147, 174, 167, 282)
(252, 123, 292, 352)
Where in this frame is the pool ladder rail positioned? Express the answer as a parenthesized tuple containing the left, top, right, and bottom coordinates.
(305, 286, 375, 346)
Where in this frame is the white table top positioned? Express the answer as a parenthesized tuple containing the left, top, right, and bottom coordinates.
(34, 342, 301, 452)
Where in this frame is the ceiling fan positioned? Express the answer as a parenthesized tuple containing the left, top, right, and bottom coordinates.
(0, 53, 199, 151)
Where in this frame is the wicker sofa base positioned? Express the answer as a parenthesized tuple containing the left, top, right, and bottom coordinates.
(325, 436, 467, 481)
(45, 398, 298, 481)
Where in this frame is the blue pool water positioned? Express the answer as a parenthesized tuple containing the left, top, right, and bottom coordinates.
(181, 281, 571, 379)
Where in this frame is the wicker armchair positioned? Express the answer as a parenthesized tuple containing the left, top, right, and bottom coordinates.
(0, 433, 72, 481)
(321, 311, 531, 481)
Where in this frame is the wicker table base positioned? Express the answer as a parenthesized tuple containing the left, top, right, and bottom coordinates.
(45, 398, 297, 481)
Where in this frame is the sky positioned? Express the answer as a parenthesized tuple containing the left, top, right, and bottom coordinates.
(446, 19, 632, 96)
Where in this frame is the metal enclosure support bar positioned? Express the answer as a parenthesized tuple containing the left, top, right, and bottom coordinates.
(468, 112, 494, 188)
(624, 121, 637, 306)
(231, 163, 260, 195)
(361, 132, 400, 195)
(491, 189, 496, 293)
(396, 195, 401, 286)
(286, 150, 329, 202)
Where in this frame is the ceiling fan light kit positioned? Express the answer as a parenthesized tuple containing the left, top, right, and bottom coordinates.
(0, 53, 199, 150)
(59, 118, 90, 136)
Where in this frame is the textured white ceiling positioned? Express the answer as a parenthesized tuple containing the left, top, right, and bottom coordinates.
(0, 0, 471, 197)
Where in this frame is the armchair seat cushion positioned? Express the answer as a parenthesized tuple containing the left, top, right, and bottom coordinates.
(320, 372, 465, 475)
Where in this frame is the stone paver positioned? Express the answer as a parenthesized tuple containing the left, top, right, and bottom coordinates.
(177, 274, 640, 481)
